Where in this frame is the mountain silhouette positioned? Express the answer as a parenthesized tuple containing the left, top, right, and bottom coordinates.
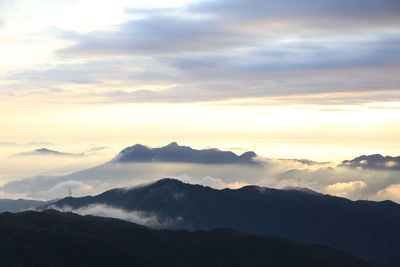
(113, 142, 258, 164)
(46, 178, 400, 266)
(340, 154, 400, 170)
(0, 209, 370, 267)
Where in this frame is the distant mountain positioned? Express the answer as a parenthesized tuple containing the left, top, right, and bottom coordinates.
(17, 148, 83, 157)
(340, 154, 400, 170)
(113, 142, 258, 164)
(0, 209, 370, 267)
(0, 199, 52, 212)
(46, 178, 400, 267)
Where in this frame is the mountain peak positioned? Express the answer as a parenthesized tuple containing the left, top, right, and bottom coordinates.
(165, 142, 179, 148)
(151, 178, 184, 186)
(114, 143, 259, 165)
(34, 148, 62, 154)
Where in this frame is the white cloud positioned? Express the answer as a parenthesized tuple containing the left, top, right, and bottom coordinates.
(196, 176, 248, 189)
(376, 184, 400, 202)
(51, 204, 181, 228)
(325, 181, 367, 198)
(33, 180, 93, 199)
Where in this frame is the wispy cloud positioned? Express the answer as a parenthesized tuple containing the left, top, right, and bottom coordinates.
(50, 204, 181, 228)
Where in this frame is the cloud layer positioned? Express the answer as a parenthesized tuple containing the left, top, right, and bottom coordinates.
(3, 0, 399, 107)
(3, 150, 400, 203)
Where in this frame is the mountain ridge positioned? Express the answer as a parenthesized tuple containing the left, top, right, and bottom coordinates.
(44, 178, 400, 267)
(113, 142, 259, 164)
(0, 209, 370, 267)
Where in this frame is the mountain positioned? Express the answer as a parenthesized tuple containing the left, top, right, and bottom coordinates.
(46, 178, 400, 267)
(113, 142, 258, 164)
(0, 209, 370, 267)
(17, 148, 83, 157)
(0, 199, 51, 212)
(340, 154, 400, 170)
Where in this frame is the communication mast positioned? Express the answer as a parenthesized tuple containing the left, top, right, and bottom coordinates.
(68, 186, 72, 197)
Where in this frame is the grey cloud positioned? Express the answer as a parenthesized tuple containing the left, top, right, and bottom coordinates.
(3, 0, 398, 106)
(60, 15, 247, 56)
(190, 0, 400, 29)
(15, 32, 399, 105)
(60, 0, 400, 58)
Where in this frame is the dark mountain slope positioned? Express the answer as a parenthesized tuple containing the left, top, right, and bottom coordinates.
(46, 178, 400, 266)
(0, 210, 370, 267)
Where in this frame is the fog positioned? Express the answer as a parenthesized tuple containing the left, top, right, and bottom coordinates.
(1, 144, 400, 203)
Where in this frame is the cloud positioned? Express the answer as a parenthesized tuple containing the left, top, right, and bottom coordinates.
(32, 180, 93, 199)
(3, 143, 400, 203)
(376, 184, 400, 202)
(3, 0, 399, 107)
(190, 0, 400, 30)
(60, 15, 246, 56)
(325, 181, 367, 198)
(50, 204, 180, 228)
(184, 176, 249, 190)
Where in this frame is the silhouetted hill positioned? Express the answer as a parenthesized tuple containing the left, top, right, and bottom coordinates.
(113, 142, 258, 164)
(46, 178, 400, 266)
(0, 210, 370, 267)
(340, 154, 400, 170)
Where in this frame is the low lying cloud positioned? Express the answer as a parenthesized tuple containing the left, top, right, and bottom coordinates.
(376, 184, 400, 203)
(3, 150, 400, 203)
(50, 204, 180, 228)
(185, 176, 249, 190)
(325, 180, 367, 198)
(33, 180, 93, 200)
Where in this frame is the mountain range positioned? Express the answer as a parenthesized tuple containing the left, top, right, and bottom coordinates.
(113, 142, 258, 164)
(0, 209, 370, 267)
(45, 178, 400, 267)
(340, 154, 400, 170)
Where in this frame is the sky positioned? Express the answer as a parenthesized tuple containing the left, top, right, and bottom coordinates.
(0, 0, 400, 198)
